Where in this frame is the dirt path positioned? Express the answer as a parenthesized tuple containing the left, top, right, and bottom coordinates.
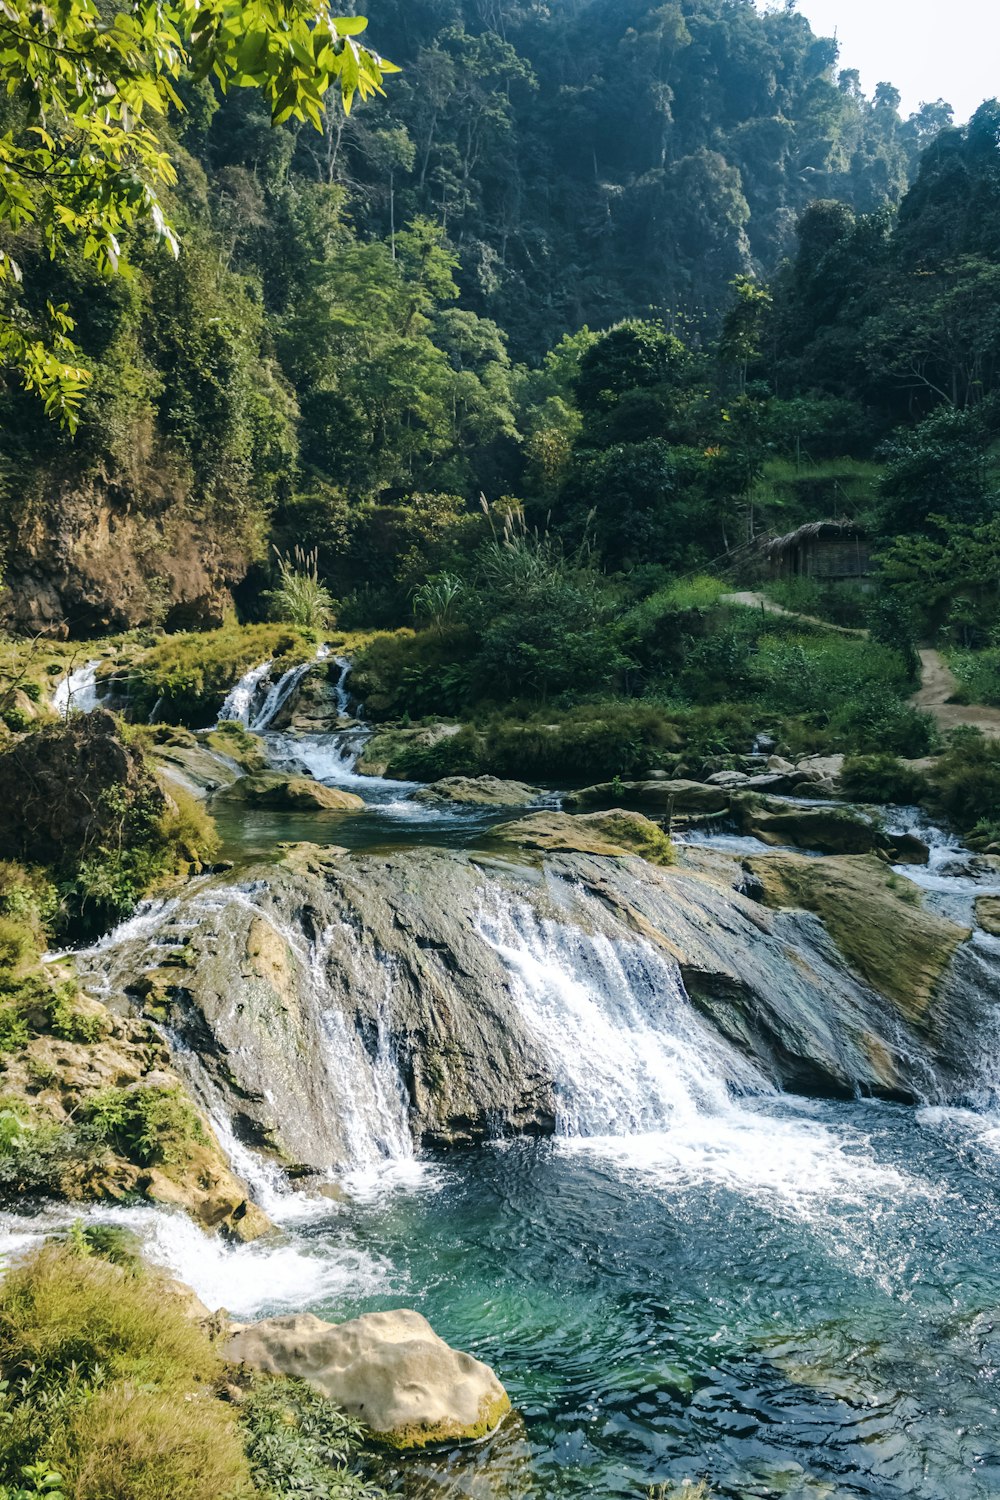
(912, 649, 1000, 739)
(720, 591, 867, 637)
(723, 594, 1000, 738)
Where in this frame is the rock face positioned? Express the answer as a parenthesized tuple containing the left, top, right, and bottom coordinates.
(226, 1309, 511, 1448)
(412, 776, 543, 807)
(0, 709, 166, 868)
(0, 475, 246, 636)
(0, 1006, 271, 1240)
(222, 773, 364, 812)
(75, 835, 996, 1170)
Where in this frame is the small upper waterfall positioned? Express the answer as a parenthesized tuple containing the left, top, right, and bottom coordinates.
(217, 659, 274, 726)
(248, 660, 315, 732)
(52, 660, 101, 715)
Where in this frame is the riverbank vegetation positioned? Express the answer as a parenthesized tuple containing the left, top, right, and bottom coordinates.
(0, 1241, 382, 1500)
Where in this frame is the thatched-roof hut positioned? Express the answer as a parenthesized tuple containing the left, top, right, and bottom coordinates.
(762, 520, 870, 585)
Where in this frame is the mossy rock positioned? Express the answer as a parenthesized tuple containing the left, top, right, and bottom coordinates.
(205, 721, 269, 773)
(224, 773, 364, 812)
(225, 1308, 511, 1449)
(491, 810, 674, 865)
(976, 895, 1000, 936)
(412, 775, 543, 806)
(745, 854, 968, 1024)
(564, 780, 729, 815)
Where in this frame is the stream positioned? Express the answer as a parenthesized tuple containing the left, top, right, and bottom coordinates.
(12, 656, 1000, 1497)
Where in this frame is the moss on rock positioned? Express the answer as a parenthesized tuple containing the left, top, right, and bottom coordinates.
(745, 854, 968, 1024)
(491, 810, 674, 864)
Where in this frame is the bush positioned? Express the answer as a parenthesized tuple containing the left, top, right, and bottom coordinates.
(840, 755, 930, 805)
(56, 1389, 253, 1500)
(240, 1376, 383, 1499)
(265, 547, 336, 631)
(927, 728, 1000, 830)
(0, 1245, 252, 1500)
(83, 1086, 206, 1169)
(949, 647, 1000, 707)
(828, 693, 938, 757)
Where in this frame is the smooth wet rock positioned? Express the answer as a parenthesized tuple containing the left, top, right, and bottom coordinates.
(226, 1309, 511, 1448)
(796, 754, 845, 783)
(766, 755, 796, 773)
(976, 896, 1000, 936)
(706, 770, 750, 787)
(564, 779, 729, 815)
(224, 772, 364, 812)
(412, 776, 543, 807)
(492, 810, 673, 864)
(734, 796, 927, 860)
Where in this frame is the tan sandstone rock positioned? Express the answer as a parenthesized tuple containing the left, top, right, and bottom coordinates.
(226, 1308, 511, 1448)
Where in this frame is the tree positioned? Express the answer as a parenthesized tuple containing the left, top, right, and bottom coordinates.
(0, 1, 398, 425)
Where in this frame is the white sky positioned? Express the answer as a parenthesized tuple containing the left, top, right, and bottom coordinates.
(762, 1, 1000, 122)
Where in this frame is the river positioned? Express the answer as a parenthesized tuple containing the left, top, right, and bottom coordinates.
(15, 654, 1000, 1498)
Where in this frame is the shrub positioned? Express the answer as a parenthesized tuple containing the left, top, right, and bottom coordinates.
(83, 1086, 206, 1169)
(265, 546, 336, 631)
(240, 1376, 383, 1499)
(927, 728, 1000, 830)
(56, 1388, 253, 1500)
(0, 1244, 217, 1394)
(828, 692, 938, 757)
(949, 647, 1000, 707)
(840, 755, 930, 805)
(0, 1245, 252, 1500)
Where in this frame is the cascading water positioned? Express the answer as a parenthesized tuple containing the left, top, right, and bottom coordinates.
(52, 660, 101, 715)
(217, 659, 274, 726)
(476, 898, 767, 1136)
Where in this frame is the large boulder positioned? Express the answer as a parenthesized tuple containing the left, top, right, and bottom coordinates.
(412, 776, 543, 807)
(0, 709, 166, 869)
(226, 1309, 511, 1448)
(492, 810, 673, 864)
(734, 796, 928, 861)
(223, 773, 364, 812)
(564, 779, 729, 815)
(745, 854, 968, 1024)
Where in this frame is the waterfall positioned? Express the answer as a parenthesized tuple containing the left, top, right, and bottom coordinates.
(249, 660, 314, 732)
(217, 659, 274, 726)
(52, 660, 101, 715)
(332, 655, 353, 717)
(476, 898, 768, 1137)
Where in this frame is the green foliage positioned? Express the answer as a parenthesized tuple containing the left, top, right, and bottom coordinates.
(877, 407, 995, 535)
(840, 755, 930, 805)
(949, 648, 1000, 706)
(0, 0, 396, 423)
(463, 527, 625, 701)
(126, 624, 312, 726)
(240, 1376, 384, 1499)
(266, 547, 336, 630)
(927, 728, 1000, 830)
(372, 703, 682, 784)
(0, 1244, 253, 1499)
(83, 1086, 206, 1169)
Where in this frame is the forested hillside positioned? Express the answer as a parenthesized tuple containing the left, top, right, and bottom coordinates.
(0, 0, 961, 637)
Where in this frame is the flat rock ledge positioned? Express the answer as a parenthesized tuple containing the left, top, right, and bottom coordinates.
(226, 1308, 511, 1449)
(411, 775, 543, 806)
